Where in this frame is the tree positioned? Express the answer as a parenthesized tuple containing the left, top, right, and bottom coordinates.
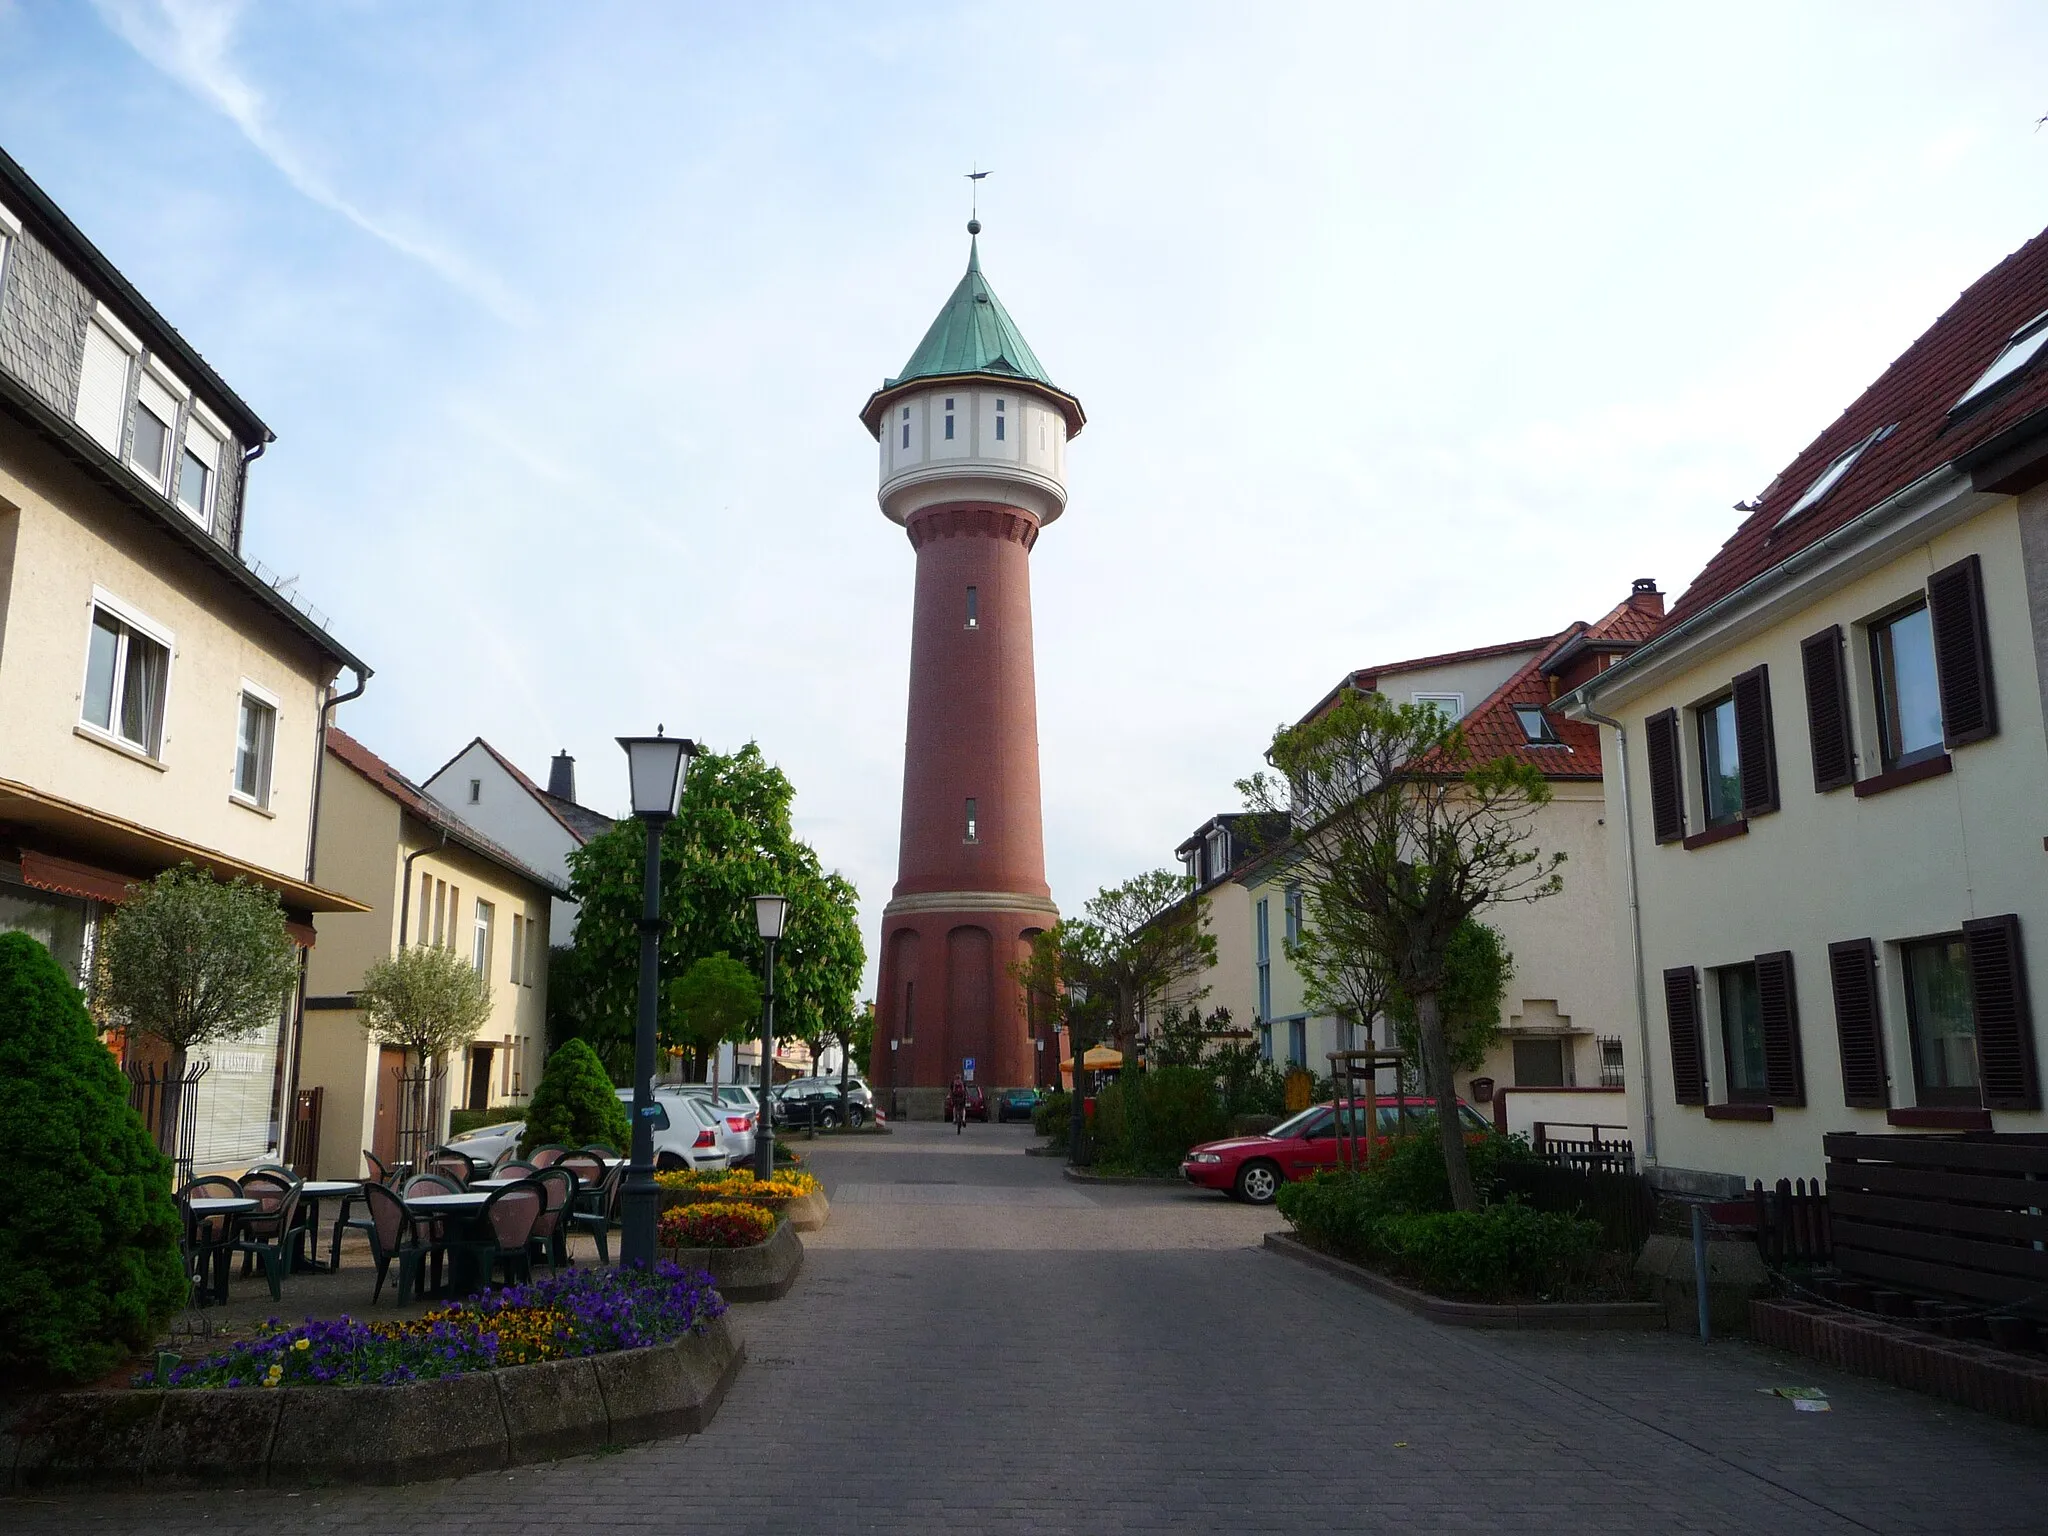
(1016, 870, 1216, 1061)
(356, 943, 495, 1156)
(1245, 690, 1563, 1210)
(520, 1036, 631, 1154)
(564, 744, 864, 1080)
(0, 932, 188, 1384)
(1385, 920, 1511, 1078)
(90, 863, 301, 1158)
(667, 954, 761, 1081)
(1289, 908, 1392, 1057)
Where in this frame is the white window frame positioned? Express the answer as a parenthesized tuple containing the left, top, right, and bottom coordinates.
(231, 677, 280, 810)
(510, 913, 525, 985)
(128, 366, 181, 494)
(1412, 692, 1464, 721)
(78, 585, 175, 759)
(0, 198, 18, 295)
(176, 408, 223, 531)
(76, 305, 141, 456)
(1776, 425, 1892, 527)
(473, 899, 495, 976)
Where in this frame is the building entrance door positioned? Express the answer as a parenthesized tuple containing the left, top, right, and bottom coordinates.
(372, 1046, 408, 1167)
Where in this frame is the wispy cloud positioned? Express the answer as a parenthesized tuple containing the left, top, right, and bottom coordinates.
(91, 0, 526, 322)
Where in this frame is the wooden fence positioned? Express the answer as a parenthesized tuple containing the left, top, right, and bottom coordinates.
(1499, 1161, 1657, 1256)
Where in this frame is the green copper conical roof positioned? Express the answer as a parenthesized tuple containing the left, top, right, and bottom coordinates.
(886, 234, 1058, 390)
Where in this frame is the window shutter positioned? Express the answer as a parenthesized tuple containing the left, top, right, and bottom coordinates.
(1663, 966, 1706, 1105)
(1826, 939, 1888, 1109)
(1927, 554, 1997, 747)
(1732, 665, 1779, 816)
(74, 319, 131, 453)
(1800, 626, 1856, 792)
(1645, 709, 1685, 844)
(1753, 949, 1804, 1106)
(1963, 913, 2038, 1110)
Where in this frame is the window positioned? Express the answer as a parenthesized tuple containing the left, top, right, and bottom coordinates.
(1258, 1019, 1273, 1062)
(965, 586, 978, 629)
(1903, 935, 1977, 1105)
(473, 900, 495, 976)
(1598, 1036, 1626, 1089)
(468, 778, 482, 803)
(527, 918, 542, 987)
(1284, 884, 1303, 946)
(129, 368, 182, 491)
(1207, 828, 1229, 876)
(944, 397, 955, 440)
(178, 415, 220, 528)
(417, 872, 433, 945)
(1513, 1037, 1566, 1088)
(1870, 603, 1944, 770)
(233, 688, 276, 806)
(1952, 310, 2048, 415)
(1287, 1019, 1306, 1068)
(1514, 704, 1563, 745)
(1777, 426, 1891, 526)
(0, 199, 14, 292)
(75, 313, 136, 453)
(1696, 693, 1741, 827)
(964, 798, 978, 842)
(1181, 850, 1199, 884)
(995, 398, 1006, 441)
(1716, 961, 1768, 1102)
(1255, 898, 1271, 1023)
(901, 406, 910, 450)
(80, 600, 170, 756)
(1412, 692, 1463, 722)
(511, 913, 525, 984)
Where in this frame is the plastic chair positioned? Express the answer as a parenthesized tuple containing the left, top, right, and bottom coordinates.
(559, 1150, 605, 1191)
(359, 1181, 443, 1304)
(568, 1160, 626, 1264)
(580, 1144, 622, 1159)
(229, 1175, 303, 1301)
(177, 1175, 242, 1304)
(363, 1149, 398, 1186)
(424, 1147, 476, 1186)
(529, 1144, 572, 1169)
(525, 1166, 575, 1271)
(496, 1159, 539, 1179)
(457, 1181, 543, 1290)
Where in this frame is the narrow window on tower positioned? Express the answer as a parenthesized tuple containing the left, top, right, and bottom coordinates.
(995, 399, 1006, 441)
(901, 405, 910, 450)
(965, 586, 979, 629)
(944, 397, 955, 440)
(964, 798, 978, 843)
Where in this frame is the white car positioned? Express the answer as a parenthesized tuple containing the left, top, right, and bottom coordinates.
(615, 1088, 730, 1170)
(443, 1118, 524, 1168)
(662, 1084, 757, 1162)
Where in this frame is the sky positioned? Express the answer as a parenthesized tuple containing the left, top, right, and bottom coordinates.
(3, 2, 2046, 994)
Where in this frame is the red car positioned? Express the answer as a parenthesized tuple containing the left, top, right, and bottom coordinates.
(1181, 1097, 1493, 1204)
(950, 1084, 989, 1122)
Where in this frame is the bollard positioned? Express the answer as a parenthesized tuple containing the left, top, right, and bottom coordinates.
(1690, 1202, 1711, 1344)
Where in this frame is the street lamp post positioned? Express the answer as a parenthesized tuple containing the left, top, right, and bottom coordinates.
(751, 893, 789, 1181)
(616, 729, 697, 1269)
(1066, 981, 1090, 1168)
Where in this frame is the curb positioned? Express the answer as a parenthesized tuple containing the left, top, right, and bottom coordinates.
(1060, 1166, 1183, 1187)
(3, 1319, 744, 1489)
(661, 1219, 804, 1302)
(1263, 1232, 1666, 1331)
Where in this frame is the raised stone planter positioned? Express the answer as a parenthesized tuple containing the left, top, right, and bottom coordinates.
(1265, 1231, 1664, 1330)
(657, 1187, 829, 1231)
(1, 1315, 743, 1490)
(661, 1217, 804, 1302)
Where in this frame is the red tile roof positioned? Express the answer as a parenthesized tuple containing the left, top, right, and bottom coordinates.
(1670, 222, 2048, 625)
(326, 728, 568, 895)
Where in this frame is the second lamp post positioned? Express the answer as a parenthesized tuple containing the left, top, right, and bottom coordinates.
(750, 892, 788, 1180)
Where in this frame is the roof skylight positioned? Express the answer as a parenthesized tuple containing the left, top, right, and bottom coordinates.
(1776, 425, 1893, 528)
(1513, 705, 1563, 745)
(1952, 310, 2048, 415)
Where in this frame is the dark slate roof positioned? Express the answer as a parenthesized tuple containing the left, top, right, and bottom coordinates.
(1670, 220, 2048, 625)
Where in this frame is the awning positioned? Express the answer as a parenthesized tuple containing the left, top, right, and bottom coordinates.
(18, 848, 320, 949)
(0, 777, 366, 916)
(1060, 1045, 1124, 1071)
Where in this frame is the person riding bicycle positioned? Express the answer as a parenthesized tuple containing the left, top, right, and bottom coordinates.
(947, 1076, 967, 1132)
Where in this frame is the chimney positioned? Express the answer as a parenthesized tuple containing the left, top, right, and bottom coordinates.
(547, 751, 576, 803)
(1628, 577, 1664, 618)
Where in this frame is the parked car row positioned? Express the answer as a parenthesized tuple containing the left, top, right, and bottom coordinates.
(440, 1080, 765, 1173)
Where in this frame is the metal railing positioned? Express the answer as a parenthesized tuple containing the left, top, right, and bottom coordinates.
(126, 1058, 211, 1186)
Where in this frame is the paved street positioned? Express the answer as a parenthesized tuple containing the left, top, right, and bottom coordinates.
(10, 1122, 2048, 1533)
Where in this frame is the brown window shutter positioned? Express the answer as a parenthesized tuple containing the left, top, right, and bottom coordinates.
(1963, 913, 2038, 1110)
(1753, 949, 1804, 1106)
(1663, 965, 1706, 1105)
(1927, 554, 1997, 747)
(1800, 626, 1856, 793)
(1645, 709, 1685, 844)
(1731, 665, 1779, 816)
(1826, 938, 1888, 1109)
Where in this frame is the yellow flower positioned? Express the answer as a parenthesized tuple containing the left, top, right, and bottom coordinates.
(293, 1337, 311, 1351)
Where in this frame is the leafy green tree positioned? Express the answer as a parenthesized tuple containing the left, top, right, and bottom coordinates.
(667, 953, 761, 1080)
(0, 932, 188, 1384)
(519, 1036, 631, 1154)
(1386, 920, 1510, 1077)
(564, 744, 863, 1079)
(356, 943, 495, 1145)
(1245, 689, 1563, 1211)
(90, 863, 301, 1158)
(1016, 870, 1215, 1061)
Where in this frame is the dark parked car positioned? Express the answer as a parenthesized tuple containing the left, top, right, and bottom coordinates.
(773, 1080, 872, 1129)
(996, 1087, 1040, 1123)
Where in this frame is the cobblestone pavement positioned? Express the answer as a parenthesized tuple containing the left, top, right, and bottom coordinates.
(11, 1122, 2048, 1533)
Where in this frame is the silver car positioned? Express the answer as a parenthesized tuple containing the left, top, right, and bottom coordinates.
(662, 1084, 756, 1161)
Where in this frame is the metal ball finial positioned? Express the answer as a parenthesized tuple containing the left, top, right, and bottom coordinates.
(967, 218, 981, 235)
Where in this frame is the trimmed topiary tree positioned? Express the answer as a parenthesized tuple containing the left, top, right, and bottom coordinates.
(519, 1037, 630, 1154)
(0, 932, 188, 1384)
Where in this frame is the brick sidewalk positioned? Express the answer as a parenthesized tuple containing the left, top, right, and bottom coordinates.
(8, 1121, 2044, 1533)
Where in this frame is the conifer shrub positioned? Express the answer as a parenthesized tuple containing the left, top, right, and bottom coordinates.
(0, 932, 187, 1383)
(518, 1037, 630, 1153)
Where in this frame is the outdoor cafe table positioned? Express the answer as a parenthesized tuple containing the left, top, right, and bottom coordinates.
(290, 1179, 366, 1274)
(403, 1190, 494, 1298)
(183, 1196, 257, 1304)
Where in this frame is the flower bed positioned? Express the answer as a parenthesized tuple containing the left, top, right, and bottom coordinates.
(658, 1201, 777, 1249)
(153, 1263, 725, 1390)
(656, 1168, 821, 1199)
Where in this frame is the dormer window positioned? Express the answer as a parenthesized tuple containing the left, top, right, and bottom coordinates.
(995, 398, 1007, 441)
(1181, 851, 1199, 884)
(1206, 828, 1229, 876)
(944, 398, 955, 440)
(1776, 425, 1892, 527)
(1514, 705, 1564, 745)
(1952, 309, 2048, 416)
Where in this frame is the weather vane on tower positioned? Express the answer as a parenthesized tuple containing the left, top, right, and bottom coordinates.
(966, 164, 989, 233)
